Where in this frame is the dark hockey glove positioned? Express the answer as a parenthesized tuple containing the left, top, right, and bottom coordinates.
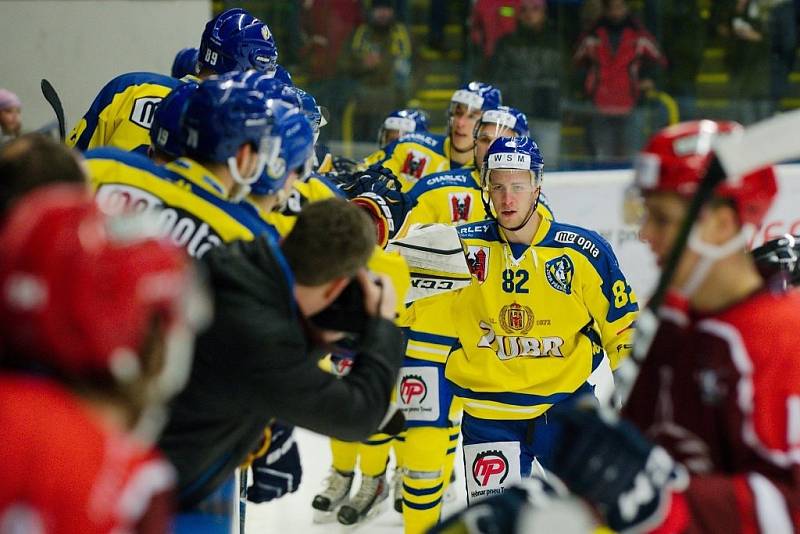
(330, 156, 359, 176)
(247, 422, 302, 503)
(549, 403, 688, 533)
(339, 165, 403, 199)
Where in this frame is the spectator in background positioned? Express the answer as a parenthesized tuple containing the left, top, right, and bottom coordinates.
(340, 0, 412, 142)
(470, 0, 520, 75)
(646, 0, 704, 120)
(725, 0, 772, 124)
(491, 0, 563, 167)
(301, 0, 363, 83)
(768, 0, 796, 114)
(574, 0, 665, 163)
(300, 0, 364, 142)
(0, 89, 22, 144)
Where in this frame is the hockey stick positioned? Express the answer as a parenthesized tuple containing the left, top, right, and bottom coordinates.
(615, 109, 800, 405)
(40, 79, 65, 142)
(239, 468, 247, 534)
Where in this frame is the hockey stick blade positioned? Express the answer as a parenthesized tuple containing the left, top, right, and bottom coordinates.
(40, 79, 66, 142)
(714, 108, 800, 180)
(618, 110, 800, 406)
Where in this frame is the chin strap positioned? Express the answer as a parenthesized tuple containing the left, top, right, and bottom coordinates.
(679, 226, 751, 297)
(226, 153, 267, 202)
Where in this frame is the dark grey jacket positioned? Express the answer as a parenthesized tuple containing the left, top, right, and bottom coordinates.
(158, 236, 405, 507)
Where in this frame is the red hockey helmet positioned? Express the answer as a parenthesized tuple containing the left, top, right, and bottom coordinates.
(0, 185, 205, 387)
(634, 120, 777, 227)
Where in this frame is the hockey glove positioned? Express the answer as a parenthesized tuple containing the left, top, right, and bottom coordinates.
(349, 175, 416, 247)
(247, 422, 303, 503)
(549, 404, 688, 533)
(338, 165, 403, 198)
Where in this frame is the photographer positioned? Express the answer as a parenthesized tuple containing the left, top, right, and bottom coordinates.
(158, 198, 405, 507)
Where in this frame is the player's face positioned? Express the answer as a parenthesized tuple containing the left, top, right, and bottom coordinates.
(488, 170, 539, 228)
(474, 124, 515, 168)
(450, 104, 483, 152)
(639, 192, 686, 267)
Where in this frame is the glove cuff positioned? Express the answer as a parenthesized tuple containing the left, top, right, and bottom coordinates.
(352, 196, 389, 248)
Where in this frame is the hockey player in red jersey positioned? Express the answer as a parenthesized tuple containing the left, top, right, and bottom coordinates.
(431, 120, 800, 534)
(550, 120, 800, 533)
(0, 185, 208, 534)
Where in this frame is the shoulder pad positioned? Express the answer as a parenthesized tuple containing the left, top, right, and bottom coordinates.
(545, 222, 615, 263)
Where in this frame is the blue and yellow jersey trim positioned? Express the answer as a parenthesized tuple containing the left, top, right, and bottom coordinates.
(68, 72, 181, 154)
(84, 148, 278, 256)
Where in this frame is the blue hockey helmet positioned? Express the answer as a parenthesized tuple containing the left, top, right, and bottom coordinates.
(480, 136, 544, 229)
(221, 70, 288, 98)
(221, 70, 321, 134)
(150, 81, 200, 159)
(481, 136, 544, 187)
(198, 8, 278, 75)
(377, 108, 429, 146)
(474, 106, 529, 139)
(251, 100, 316, 196)
(449, 82, 502, 115)
(292, 87, 327, 137)
(171, 47, 199, 78)
(181, 75, 270, 186)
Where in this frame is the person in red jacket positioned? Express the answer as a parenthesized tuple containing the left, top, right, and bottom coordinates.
(574, 0, 665, 163)
(0, 185, 208, 534)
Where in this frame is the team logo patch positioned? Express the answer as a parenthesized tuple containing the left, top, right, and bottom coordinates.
(129, 96, 163, 129)
(472, 450, 509, 487)
(449, 192, 472, 222)
(545, 254, 574, 295)
(261, 26, 272, 41)
(399, 374, 428, 405)
(401, 151, 428, 180)
(466, 246, 490, 283)
(499, 303, 533, 334)
(396, 366, 440, 422)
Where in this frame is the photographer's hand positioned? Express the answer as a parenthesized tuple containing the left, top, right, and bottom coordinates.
(356, 269, 396, 321)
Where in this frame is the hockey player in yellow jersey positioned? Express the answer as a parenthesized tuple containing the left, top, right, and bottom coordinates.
(67, 8, 280, 155)
(363, 82, 502, 190)
(84, 75, 289, 255)
(446, 136, 638, 505)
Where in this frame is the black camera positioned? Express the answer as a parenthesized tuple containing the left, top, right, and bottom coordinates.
(308, 279, 370, 335)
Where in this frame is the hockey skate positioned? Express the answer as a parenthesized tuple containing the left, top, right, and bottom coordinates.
(311, 469, 354, 523)
(337, 473, 389, 526)
(391, 466, 403, 513)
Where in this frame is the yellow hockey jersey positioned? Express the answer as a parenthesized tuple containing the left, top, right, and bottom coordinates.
(364, 132, 472, 191)
(68, 72, 189, 155)
(444, 217, 638, 420)
(400, 167, 555, 236)
(85, 147, 277, 257)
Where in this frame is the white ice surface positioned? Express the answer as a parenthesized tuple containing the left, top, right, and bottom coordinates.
(245, 428, 468, 533)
